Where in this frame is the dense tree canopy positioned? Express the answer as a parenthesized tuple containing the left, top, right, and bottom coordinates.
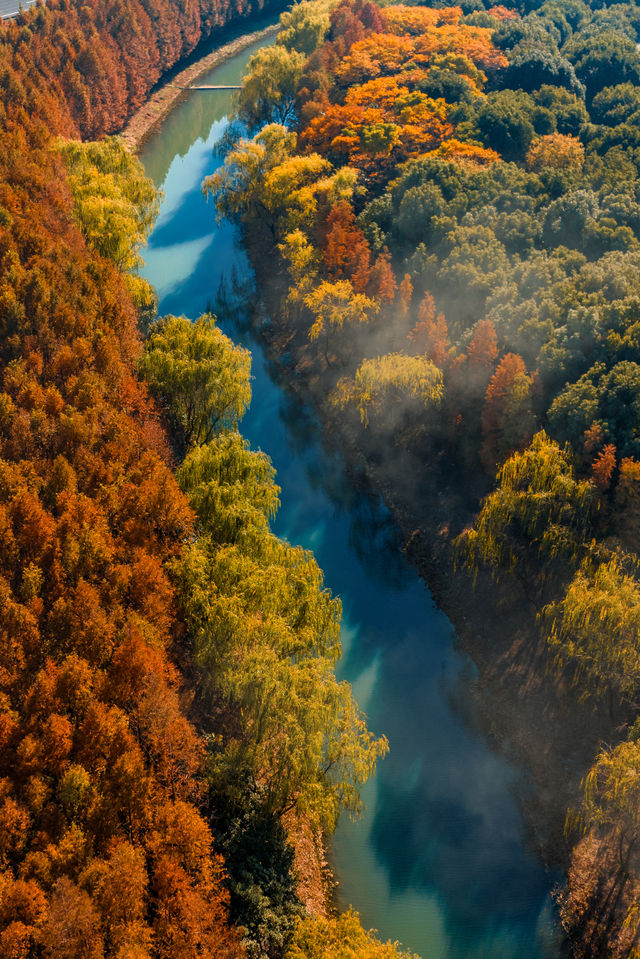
(0, 0, 275, 138)
(204, 0, 640, 953)
(0, 1, 398, 955)
(139, 314, 388, 832)
(0, 92, 244, 959)
(14, 0, 640, 952)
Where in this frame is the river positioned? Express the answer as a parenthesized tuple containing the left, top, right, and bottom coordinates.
(138, 31, 563, 959)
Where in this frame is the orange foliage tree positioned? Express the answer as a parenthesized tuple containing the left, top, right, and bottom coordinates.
(0, 0, 270, 139)
(481, 353, 535, 471)
(408, 292, 450, 367)
(592, 444, 617, 492)
(322, 200, 371, 291)
(0, 100, 242, 958)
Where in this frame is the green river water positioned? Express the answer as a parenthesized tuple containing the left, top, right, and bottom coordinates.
(139, 32, 564, 959)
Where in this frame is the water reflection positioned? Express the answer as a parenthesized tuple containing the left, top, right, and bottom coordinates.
(139, 47, 563, 959)
(139, 28, 277, 185)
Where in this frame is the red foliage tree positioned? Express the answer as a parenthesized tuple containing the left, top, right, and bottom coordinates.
(0, 91, 242, 955)
(368, 250, 397, 303)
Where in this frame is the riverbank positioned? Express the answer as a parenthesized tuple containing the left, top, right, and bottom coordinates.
(120, 22, 279, 150)
(136, 30, 575, 949)
(244, 244, 616, 880)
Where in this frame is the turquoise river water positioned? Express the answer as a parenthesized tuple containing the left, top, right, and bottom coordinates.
(139, 31, 563, 959)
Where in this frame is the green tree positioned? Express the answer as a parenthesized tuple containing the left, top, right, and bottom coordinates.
(549, 362, 640, 459)
(534, 85, 588, 137)
(459, 431, 596, 583)
(212, 784, 303, 959)
(565, 30, 640, 101)
(502, 43, 582, 97)
(473, 90, 538, 162)
(544, 557, 640, 705)
(174, 535, 386, 829)
(170, 410, 387, 830)
(58, 136, 158, 270)
(237, 46, 306, 128)
(177, 432, 280, 546)
(278, 0, 334, 55)
(436, 225, 510, 331)
(140, 314, 251, 451)
(591, 83, 640, 126)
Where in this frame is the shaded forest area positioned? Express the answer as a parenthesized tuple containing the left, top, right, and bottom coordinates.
(0, 1, 413, 958)
(210, 0, 640, 955)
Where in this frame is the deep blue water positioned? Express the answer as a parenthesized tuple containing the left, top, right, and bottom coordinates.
(139, 38, 563, 959)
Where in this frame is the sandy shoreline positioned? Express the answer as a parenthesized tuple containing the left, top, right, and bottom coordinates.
(120, 22, 279, 151)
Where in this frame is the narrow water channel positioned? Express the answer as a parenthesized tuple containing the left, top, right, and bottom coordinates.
(139, 35, 563, 959)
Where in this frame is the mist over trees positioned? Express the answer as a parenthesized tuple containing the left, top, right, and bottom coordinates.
(7, 0, 640, 951)
(207, 0, 640, 953)
(0, 0, 404, 956)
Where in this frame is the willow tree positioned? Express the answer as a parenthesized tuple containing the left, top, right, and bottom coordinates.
(149, 307, 388, 831)
(237, 46, 306, 128)
(459, 431, 596, 585)
(173, 517, 387, 830)
(544, 557, 640, 706)
(140, 314, 251, 452)
(304, 279, 378, 364)
(580, 736, 640, 880)
(205, 124, 297, 231)
(287, 910, 420, 959)
(279, 229, 321, 315)
(177, 431, 280, 547)
(58, 135, 159, 305)
(205, 124, 334, 240)
(277, 0, 334, 55)
(334, 352, 444, 428)
(561, 733, 640, 956)
(58, 136, 158, 269)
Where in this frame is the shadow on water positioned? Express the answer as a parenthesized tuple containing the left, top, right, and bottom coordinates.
(139, 41, 565, 959)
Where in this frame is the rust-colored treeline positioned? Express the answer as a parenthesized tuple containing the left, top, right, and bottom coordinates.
(0, 111, 243, 956)
(297, 1, 504, 175)
(0, 0, 273, 139)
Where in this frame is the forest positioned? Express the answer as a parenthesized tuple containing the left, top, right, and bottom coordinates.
(4, 0, 640, 952)
(206, 0, 640, 954)
(0, 0, 415, 957)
